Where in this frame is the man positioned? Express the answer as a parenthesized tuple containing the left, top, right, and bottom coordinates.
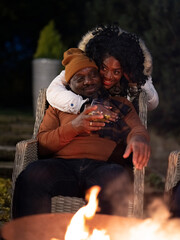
(12, 48, 150, 219)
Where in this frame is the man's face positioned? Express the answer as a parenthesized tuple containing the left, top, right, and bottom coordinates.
(69, 67, 102, 98)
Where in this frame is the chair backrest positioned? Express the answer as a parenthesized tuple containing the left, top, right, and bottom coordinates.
(32, 88, 147, 218)
(32, 88, 48, 139)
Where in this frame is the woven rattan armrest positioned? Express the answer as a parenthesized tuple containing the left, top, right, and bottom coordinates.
(132, 90, 147, 218)
(164, 151, 180, 206)
(11, 139, 38, 194)
(165, 151, 180, 193)
(11, 138, 38, 218)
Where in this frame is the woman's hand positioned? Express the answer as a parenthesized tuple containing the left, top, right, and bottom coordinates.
(71, 105, 106, 134)
(108, 110, 118, 122)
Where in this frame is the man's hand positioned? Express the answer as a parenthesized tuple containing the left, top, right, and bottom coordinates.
(71, 105, 106, 134)
(123, 136, 151, 169)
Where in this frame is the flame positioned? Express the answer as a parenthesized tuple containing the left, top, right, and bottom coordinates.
(130, 218, 163, 240)
(129, 198, 180, 240)
(64, 185, 110, 240)
(129, 217, 180, 240)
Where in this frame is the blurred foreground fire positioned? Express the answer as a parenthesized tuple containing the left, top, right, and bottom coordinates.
(65, 186, 110, 240)
(52, 186, 180, 240)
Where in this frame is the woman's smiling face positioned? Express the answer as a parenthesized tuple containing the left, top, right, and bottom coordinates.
(99, 56, 123, 89)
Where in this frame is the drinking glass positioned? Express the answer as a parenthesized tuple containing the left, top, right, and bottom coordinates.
(90, 99, 112, 121)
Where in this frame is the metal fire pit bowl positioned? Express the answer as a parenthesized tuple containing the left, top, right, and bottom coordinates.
(0, 213, 143, 240)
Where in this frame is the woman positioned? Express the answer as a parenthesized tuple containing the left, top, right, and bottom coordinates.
(47, 24, 159, 113)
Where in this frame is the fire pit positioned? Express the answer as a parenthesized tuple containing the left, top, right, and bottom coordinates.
(1, 212, 180, 240)
(0, 213, 142, 240)
(2, 186, 180, 240)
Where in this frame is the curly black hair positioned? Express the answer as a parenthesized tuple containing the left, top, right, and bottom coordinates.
(85, 24, 147, 96)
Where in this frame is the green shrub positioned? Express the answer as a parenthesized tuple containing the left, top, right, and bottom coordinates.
(34, 20, 66, 59)
(0, 178, 11, 223)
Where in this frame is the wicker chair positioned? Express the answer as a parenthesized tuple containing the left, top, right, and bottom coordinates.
(164, 151, 180, 204)
(11, 88, 147, 218)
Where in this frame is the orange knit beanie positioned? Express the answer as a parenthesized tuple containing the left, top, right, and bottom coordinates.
(62, 48, 98, 82)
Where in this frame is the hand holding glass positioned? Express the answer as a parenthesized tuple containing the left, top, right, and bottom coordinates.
(89, 99, 117, 122)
